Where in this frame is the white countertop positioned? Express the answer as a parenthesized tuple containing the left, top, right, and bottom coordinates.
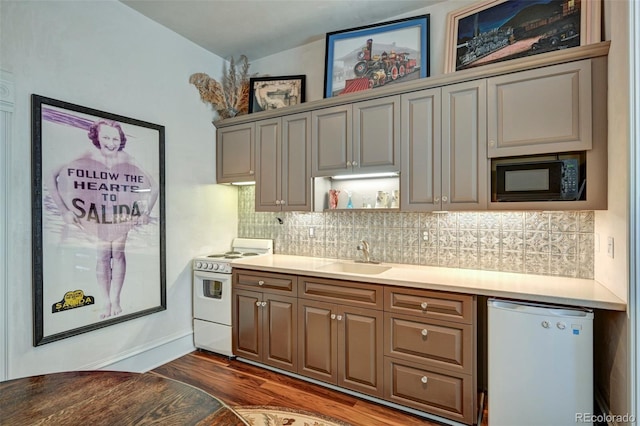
(232, 254, 626, 311)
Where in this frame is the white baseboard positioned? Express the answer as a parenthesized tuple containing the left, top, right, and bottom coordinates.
(80, 331, 195, 373)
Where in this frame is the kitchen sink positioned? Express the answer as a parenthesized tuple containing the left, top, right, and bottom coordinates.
(316, 262, 391, 275)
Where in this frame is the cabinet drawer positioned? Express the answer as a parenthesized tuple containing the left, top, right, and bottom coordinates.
(234, 269, 297, 295)
(298, 276, 383, 309)
(384, 357, 474, 425)
(384, 313, 473, 374)
(385, 287, 474, 324)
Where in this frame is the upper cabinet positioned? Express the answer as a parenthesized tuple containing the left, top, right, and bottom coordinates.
(255, 113, 312, 212)
(216, 122, 254, 183)
(312, 96, 400, 177)
(401, 81, 487, 212)
(487, 59, 592, 158)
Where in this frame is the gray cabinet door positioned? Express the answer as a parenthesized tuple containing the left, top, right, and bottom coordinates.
(216, 123, 255, 183)
(442, 80, 488, 210)
(311, 105, 352, 177)
(487, 59, 592, 157)
(401, 89, 441, 212)
(282, 113, 312, 211)
(353, 96, 400, 173)
(255, 118, 281, 211)
(255, 114, 312, 212)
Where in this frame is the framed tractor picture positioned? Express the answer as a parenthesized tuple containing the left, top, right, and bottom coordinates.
(323, 15, 430, 98)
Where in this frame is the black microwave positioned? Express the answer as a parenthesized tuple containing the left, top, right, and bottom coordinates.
(495, 159, 582, 202)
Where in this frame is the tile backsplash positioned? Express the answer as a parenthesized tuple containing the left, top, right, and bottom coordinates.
(237, 186, 594, 279)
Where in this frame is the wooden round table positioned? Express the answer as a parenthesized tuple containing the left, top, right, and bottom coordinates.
(0, 370, 247, 425)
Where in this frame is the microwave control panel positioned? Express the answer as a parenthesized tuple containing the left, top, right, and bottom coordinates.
(560, 159, 579, 199)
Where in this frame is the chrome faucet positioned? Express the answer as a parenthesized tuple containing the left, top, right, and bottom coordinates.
(356, 240, 371, 263)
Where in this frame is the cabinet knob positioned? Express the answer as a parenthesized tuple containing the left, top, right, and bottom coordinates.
(258, 280, 265, 286)
(275, 200, 281, 205)
(434, 197, 440, 203)
(421, 329, 428, 337)
(442, 196, 448, 203)
(331, 314, 336, 320)
(420, 302, 428, 310)
(346, 161, 352, 167)
(249, 170, 254, 175)
(281, 199, 286, 205)
(421, 376, 428, 384)
(255, 301, 261, 307)
(336, 315, 343, 321)
(352, 161, 358, 167)
(261, 301, 267, 307)
(489, 140, 495, 147)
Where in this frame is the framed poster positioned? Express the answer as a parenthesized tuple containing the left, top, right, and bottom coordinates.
(248, 75, 306, 113)
(324, 15, 430, 98)
(444, 0, 602, 73)
(31, 95, 166, 346)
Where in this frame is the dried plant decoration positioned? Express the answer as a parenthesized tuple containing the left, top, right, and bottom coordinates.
(189, 55, 251, 123)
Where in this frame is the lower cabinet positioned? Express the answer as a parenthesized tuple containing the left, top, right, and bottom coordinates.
(298, 298, 384, 397)
(232, 289, 298, 373)
(384, 357, 474, 424)
(232, 269, 478, 424)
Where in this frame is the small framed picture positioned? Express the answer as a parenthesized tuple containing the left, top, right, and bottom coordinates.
(444, 0, 602, 73)
(323, 15, 430, 98)
(248, 75, 306, 113)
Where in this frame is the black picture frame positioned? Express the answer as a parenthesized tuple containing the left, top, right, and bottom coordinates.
(248, 75, 306, 113)
(31, 94, 166, 346)
(323, 15, 430, 98)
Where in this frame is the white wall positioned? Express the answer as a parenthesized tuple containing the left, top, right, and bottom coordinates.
(594, 0, 629, 301)
(0, 0, 237, 379)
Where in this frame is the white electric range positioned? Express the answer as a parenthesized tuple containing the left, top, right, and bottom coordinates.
(192, 238, 273, 356)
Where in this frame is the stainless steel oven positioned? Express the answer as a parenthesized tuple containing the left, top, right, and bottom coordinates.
(192, 238, 273, 356)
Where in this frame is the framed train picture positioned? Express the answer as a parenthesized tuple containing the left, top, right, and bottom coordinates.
(323, 15, 430, 98)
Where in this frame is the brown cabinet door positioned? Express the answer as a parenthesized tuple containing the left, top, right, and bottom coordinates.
(262, 294, 297, 372)
(234, 270, 297, 295)
(255, 118, 282, 211)
(384, 357, 474, 425)
(297, 299, 337, 383)
(232, 289, 261, 362)
(216, 123, 255, 183)
(353, 96, 400, 173)
(384, 312, 473, 374)
(282, 112, 312, 211)
(311, 105, 352, 177)
(337, 305, 384, 397)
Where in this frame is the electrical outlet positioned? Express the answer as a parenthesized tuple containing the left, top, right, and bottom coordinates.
(607, 236, 614, 258)
(309, 227, 315, 238)
(422, 231, 428, 241)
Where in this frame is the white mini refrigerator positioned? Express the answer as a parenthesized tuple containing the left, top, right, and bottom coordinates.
(487, 299, 594, 426)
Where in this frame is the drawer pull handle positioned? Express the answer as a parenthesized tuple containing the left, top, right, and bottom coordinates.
(336, 315, 343, 321)
(331, 314, 336, 320)
(420, 302, 428, 310)
(261, 301, 267, 307)
(255, 301, 261, 307)
(258, 280, 265, 286)
(421, 376, 428, 384)
(421, 329, 428, 337)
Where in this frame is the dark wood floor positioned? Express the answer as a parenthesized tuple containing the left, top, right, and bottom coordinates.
(151, 350, 488, 426)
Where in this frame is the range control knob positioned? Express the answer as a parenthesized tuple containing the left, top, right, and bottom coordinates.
(195, 261, 202, 269)
(213, 264, 219, 271)
(207, 263, 214, 270)
(541, 320, 550, 329)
